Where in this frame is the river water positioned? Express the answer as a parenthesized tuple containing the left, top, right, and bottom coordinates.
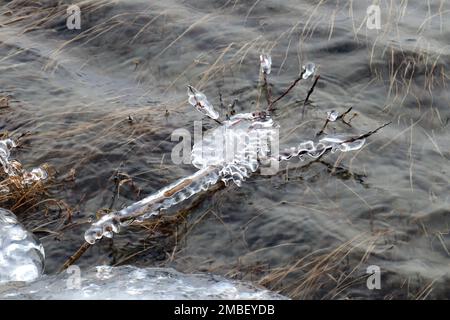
(0, 0, 449, 299)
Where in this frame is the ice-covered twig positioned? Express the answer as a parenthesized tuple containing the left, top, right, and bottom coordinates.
(316, 107, 355, 136)
(260, 53, 272, 75)
(262, 71, 272, 107)
(279, 123, 390, 162)
(187, 86, 221, 124)
(302, 62, 316, 80)
(277, 136, 364, 162)
(317, 110, 339, 136)
(260, 53, 272, 106)
(84, 112, 275, 244)
(84, 166, 221, 244)
(267, 62, 317, 112)
(0, 138, 49, 189)
(84, 113, 387, 246)
(77, 53, 389, 269)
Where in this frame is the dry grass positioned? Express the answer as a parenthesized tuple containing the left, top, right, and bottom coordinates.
(0, 126, 75, 238)
(256, 232, 384, 299)
(0, 166, 50, 211)
(0, 149, 74, 221)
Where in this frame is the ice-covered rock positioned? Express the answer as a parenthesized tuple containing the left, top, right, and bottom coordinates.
(0, 208, 45, 284)
(0, 265, 288, 300)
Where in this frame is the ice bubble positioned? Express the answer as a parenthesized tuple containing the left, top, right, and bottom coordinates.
(302, 62, 316, 79)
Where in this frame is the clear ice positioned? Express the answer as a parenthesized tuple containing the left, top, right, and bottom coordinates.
(84, 166, 223, 244)
(0, 139, 17, 176)
(187, 86, 219, 120)
(302, 62, 316, 79)
(85, 107, 367, 244)
(85, 112, 277, 243)
(327, 110, 339, 122)
(320, 136, 366, 152)
(278, 136, 365, 161)
(260, 53, 272, 75)
(0, 138, 48, 187)
(0, 208, 45, 284)
(0, 265, 287, 300)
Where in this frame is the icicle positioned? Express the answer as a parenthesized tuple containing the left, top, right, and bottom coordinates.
(187, 86, 219, 120)
(85, 113, 277, 243)
(85, 166, 222, 244)
(83, 55, 386, 248)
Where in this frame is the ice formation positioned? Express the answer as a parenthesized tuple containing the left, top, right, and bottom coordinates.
(85, 112, 278, 244)
(0, 138, 48, 188)
(187, 86, 219, 120)
(0, 265, 287, 300)
(0, 208, 45, 284)
(302, 62, 316, 79)
(0, 139, 16, 176)
(84, 57, 375, 245)
(327, 110, 339, 122)
(278, 136, 365, 161)
(260, 53, 272, 75)
(84, 166, 223, 244)
(85, 109, 366, 244)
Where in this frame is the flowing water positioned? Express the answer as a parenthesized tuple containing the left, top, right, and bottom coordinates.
(0, 0, 449, 299)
